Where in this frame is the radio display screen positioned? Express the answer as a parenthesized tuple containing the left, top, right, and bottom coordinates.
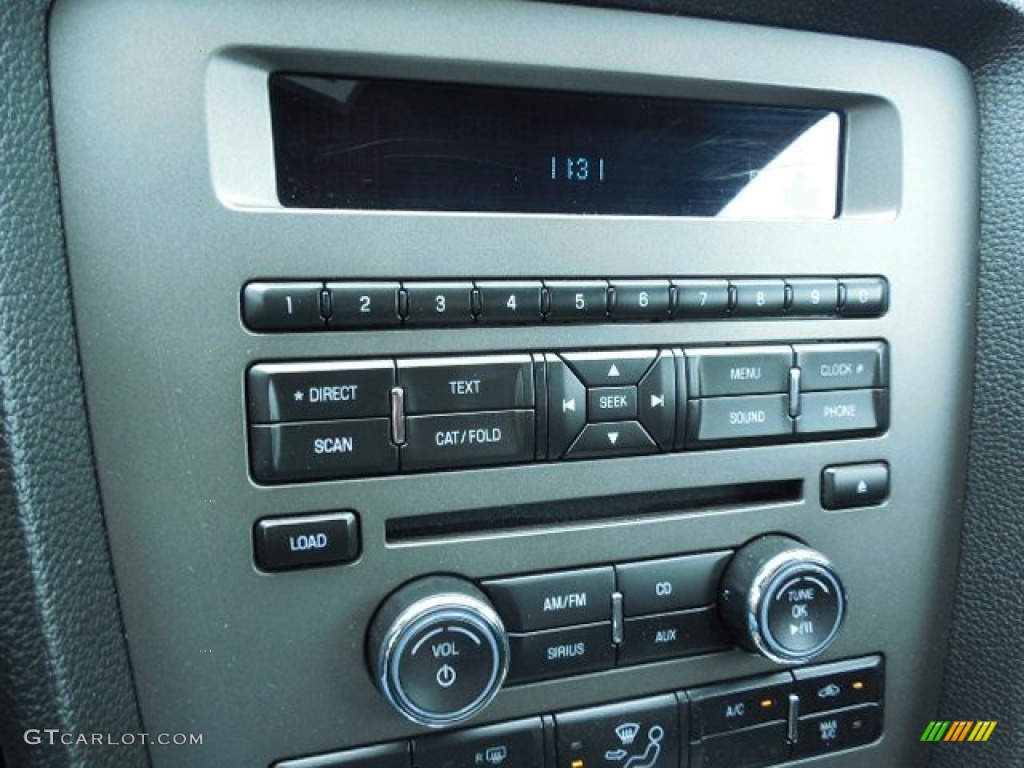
(270, 74, 842, 219)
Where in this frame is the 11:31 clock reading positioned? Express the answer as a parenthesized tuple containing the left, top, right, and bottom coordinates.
(550, 155, 606, 182)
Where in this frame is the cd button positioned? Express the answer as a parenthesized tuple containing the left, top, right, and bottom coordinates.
(617, 551, 731, 616)
(404, 282, 474, 325)
(610, 280, 671, 320)
(545, 280, 609, 321)
(249, 419, 397, 483)
(565, 421, 656, 459)
(397, 355, 535, 414)
(401, 410, 534, 472)
(325, 282, 402, 329)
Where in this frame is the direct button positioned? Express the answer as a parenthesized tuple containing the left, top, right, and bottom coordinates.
(688, 672, 793, 738)
(249, 419, 397, 484)
(617, 551, 732, 616)
(254, 512, 359, 572)
(483, 566, 614, 631)
(397, 355, 535, 414)
(247, 360, 394, 423)
(795, 342, 887, 391)
(587, 386, 637, 421)
(402, 410, 534, 472)
(686, 346, 793, 397)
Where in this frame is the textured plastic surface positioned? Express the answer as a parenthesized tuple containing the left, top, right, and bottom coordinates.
(47, 2, 975, 768)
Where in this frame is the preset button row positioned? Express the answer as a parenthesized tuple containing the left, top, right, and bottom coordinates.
(242, 276, 889, 332)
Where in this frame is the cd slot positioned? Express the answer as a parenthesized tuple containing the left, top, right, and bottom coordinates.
(385, 479, 802, 544)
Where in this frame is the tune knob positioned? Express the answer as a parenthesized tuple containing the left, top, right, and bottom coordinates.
(367, 576, 509, 728)
(719, 535, 847, 664)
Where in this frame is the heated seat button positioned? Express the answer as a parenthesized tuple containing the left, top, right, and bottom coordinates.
(273, 742, 410, 768)
(840, 277, 889, 317)
(617, 551, 732, 616)
(402, 411, 534, 472)
(619, 607, 731, 665)
(475, 281, 544, 325)
(796, 389, 887, 435)
(555, 694, 681, 768)
(786, 278, 839, 316)
(250, 419, 397, 483)
(688, 673, 792, 738)
(243, 281, 324, 332)
(325, 282, 402, 329)
(483, 567, 614, 631)
(793, 656, 885, 714)
(545, 280, 609, 321)
(688, 395, 792, 446)
(689, 721, 790, 768)
(795, 341, 887, 392)
(404, 282, 475, 325)
(822, 463, 890, 509)
(565, 422, 657, 460)
(397, 355, 535, 414)
(794, 704, 882, 758)
(247, 360, 395, 423)
(506, 623, 614, 683)
(254, 512, 359, 572)
(686, 346, 793, 397)
(546, 356, 587, 458)
(638, 351, 678, 450)
(562, 350, 657, 387)
(413, 718, 544, 768)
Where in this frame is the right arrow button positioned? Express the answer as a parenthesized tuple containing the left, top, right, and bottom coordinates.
(638, 351, 678, 450)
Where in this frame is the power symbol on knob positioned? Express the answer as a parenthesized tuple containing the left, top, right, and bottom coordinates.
(436, 664, 457, 688)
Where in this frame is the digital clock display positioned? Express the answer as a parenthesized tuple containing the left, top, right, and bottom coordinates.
(270, 74, 841, 218)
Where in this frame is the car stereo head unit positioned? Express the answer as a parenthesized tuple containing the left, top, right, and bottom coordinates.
(49, 1, 976, 767)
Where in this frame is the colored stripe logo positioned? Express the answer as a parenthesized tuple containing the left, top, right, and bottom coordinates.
(921, 721, 997, 742)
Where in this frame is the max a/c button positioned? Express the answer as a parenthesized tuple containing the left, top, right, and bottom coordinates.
(254, 512, 359, 572)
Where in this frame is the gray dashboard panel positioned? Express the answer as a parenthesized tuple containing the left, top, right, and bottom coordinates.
(48, 1, 976, 766)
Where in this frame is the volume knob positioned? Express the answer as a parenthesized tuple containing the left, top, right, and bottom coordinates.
(719, 536, 847, 664)
(367, 576, 509, 728)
